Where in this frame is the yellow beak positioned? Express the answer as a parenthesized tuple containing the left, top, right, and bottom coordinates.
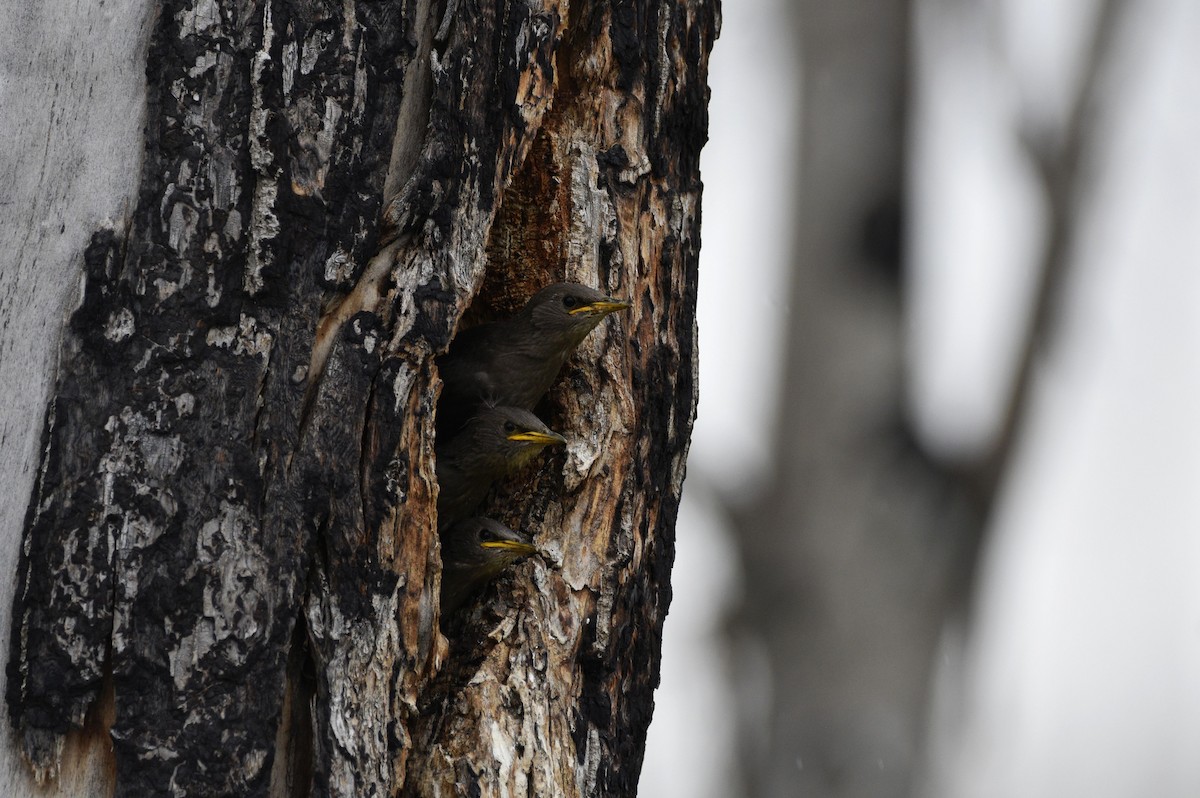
(507, 430, 567, 446)
(481, 540, 539, 556)
(568, 299, 631, 316)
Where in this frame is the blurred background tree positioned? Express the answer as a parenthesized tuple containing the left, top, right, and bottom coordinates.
(645, 0, 1200, 796)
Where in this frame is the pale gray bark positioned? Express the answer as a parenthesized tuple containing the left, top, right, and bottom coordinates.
(0, 0, 153, 793)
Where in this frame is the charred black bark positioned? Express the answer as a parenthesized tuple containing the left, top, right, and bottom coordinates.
(9, 0, 423, 791)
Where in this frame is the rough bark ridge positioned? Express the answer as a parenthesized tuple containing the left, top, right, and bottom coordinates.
(6, 0, 716, 794)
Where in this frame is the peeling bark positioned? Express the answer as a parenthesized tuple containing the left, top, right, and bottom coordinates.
(6, 0, 716, 795)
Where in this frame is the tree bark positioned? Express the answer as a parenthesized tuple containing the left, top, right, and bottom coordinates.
(3, 0, 717, 795)
(0, 0, 154, 794)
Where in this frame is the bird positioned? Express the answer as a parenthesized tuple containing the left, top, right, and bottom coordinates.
(436, 282, 630, 435)
(435, 405, 567, 525)
(439, 517, 539, 616)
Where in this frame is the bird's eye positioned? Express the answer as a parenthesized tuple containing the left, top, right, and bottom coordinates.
(479, 527, 500, 543)
(503, 421, 517, 433)
(562, 295, 578, 309)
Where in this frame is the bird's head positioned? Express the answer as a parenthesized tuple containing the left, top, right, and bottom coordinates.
(438, 517, 540, 617)
(442, 517, 539, 574)
(495, 406, 567, 466)
(522, 282, 631, 345)
(463, 406, 566, 470)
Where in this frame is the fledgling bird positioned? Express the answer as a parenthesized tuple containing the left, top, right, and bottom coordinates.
(436, 282, 630, 435)
(435, 406, 567, 525)
(439, 517, 539, 616)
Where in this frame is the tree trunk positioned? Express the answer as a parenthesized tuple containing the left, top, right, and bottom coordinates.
(729, 3, 980, 797)
(2, 0, 717, 795)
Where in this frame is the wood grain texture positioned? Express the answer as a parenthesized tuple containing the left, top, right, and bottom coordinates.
(5, 0, 717, 795)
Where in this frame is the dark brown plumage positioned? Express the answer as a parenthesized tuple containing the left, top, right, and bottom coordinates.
(436, 282, 629, 435)
(435, 406, 566, 525)
(439, 517, 538, 617)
